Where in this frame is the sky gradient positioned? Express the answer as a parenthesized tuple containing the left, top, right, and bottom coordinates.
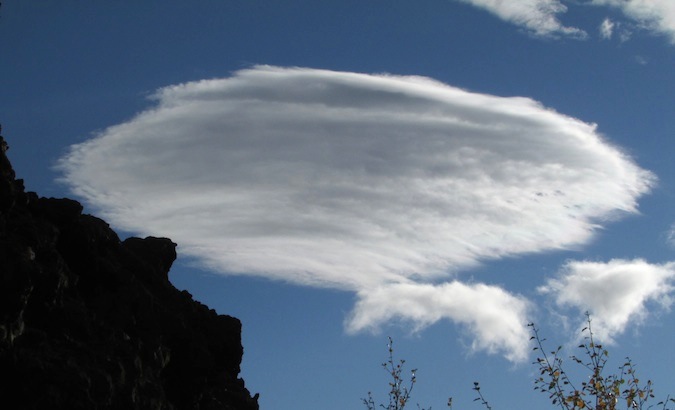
(2, 1, 674, 409)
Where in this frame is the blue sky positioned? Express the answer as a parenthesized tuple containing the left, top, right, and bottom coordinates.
(1, 1, 674, 409)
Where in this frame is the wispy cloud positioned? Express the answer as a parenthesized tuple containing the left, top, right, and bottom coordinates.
(453, 0, 675, 43)
(635, 55, 648, 65)
(591, 0, 675, 43)
(539, 259, 675, 342)
(454, 0, 586, 38)
(59, 66, 654, 360)
(599, 18, 615, 40)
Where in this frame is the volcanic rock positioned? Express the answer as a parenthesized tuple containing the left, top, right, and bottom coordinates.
(0, 133, 259, 409)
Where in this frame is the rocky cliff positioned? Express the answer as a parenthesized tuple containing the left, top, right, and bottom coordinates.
(0, 134, 259, 409)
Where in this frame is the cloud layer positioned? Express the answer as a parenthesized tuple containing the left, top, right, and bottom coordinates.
(540, 259, 675, 341)
(59, 66, 654, 360)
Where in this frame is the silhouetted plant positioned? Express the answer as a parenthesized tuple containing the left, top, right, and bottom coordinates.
(362, 336, 435, 410)
(366, 314, 673, 410)
(531, 313, 673, 410)
(471, 382, 492, 410)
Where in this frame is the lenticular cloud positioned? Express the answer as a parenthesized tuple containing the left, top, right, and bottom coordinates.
(59, 66, 654, 360)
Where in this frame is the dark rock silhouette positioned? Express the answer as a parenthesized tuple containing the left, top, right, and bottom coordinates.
(0, 134, 259, 409)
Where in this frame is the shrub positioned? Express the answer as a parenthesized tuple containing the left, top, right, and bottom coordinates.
(364, 314, 673, 410)
(530, 314, 672, 410)
(362, 336, 434, 410)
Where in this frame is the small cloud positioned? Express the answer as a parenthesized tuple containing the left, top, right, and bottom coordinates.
(618, 27, 633, 42)
(635, 55, 648, 65)
(598, 17, 633, 43)
(599, 17, 615, 39)
(454, 0, 587, 39)
(59, 66, 655, 360)
(345, 282, 532, 362)
(539, 259, 675, 342)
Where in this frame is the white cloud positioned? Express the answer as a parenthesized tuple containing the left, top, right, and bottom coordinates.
(58, 66, 654, 360)
(599, 18, 615, 39)
(539, 259, 675, 342)
(592, 0, 675, 43)
(346, 282, 532, 362)
(453, 0, 675, 43)
(454, 0, 587, 38)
